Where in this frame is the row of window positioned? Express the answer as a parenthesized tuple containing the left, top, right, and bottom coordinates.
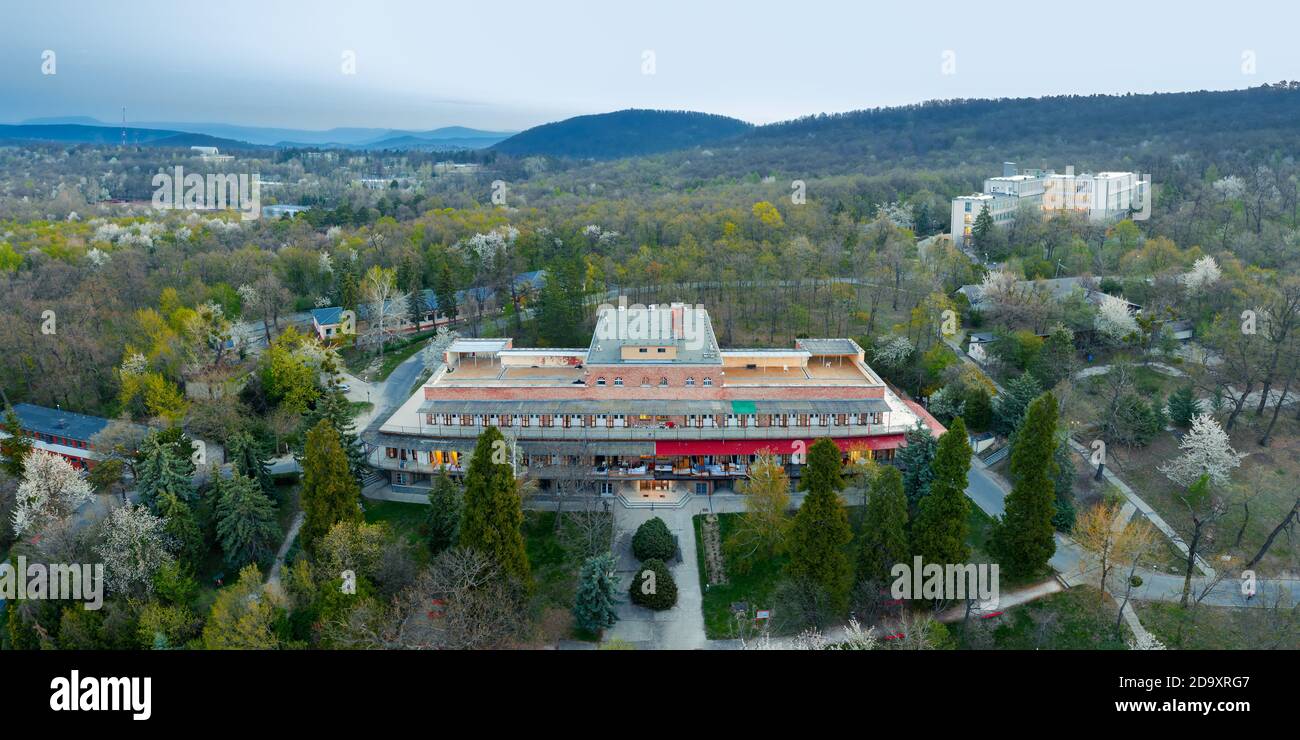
(424, 412, 885, 428)
(22, 430, 91, 450)
(594, 376, 712, 387)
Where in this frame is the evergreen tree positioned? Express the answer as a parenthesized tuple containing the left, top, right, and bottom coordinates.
(0, 406, 32, 479)
(1029, 326, 1075, 388)
(1167, 385, 1200, 428)
(994, 372, 1043, 435)
(156, 489, 205, 567)
(426, 469, 463, 555)
(971, 204, 995, 250)
(336, 269, 359, 314)
(433, 263, 459, 323)
(896, 422, 937, 511)
(911, 417, 972, 566)
(135, 433, 196, 511)
(227, 431, 274, 496)
(215, 471, 282, 570)
(856, 465, 909, 583)
(963, 385, 993, 433)
(299, 419, 362, 554)
(459, 426, 530, 584)
(573, 552, 619, 633)
(992, 393, 1060, 578)
(302, 388, 365, 482)
(1051, 434, 1077, 531)
(784, 438, 853, 613)
(534, 254, 586, 346)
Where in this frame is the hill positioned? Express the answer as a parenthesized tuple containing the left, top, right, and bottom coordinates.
(0, 124, 262, 150)
(690, 83, 1300, 177)
(491, 109, 752, 159)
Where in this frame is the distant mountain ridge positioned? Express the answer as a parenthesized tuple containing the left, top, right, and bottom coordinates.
(15, 117, 514, 150)
(0, 123, 265, 151)
(491, 109, 753, 159)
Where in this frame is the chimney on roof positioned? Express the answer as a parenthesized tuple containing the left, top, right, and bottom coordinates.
(1003, 162, 1017, 177)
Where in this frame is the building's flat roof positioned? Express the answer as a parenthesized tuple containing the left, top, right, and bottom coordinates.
(796, 338, 860, 356)
(448, 338, 510, 353)
(586, 306, 722, 365)
(12, 403, 112, 441)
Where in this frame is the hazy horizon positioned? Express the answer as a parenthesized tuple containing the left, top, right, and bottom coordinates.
(3, 0, 1296, 132)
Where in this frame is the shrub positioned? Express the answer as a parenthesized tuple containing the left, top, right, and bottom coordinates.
(631, 517, 676, 561)
(628, 558, 677, 610)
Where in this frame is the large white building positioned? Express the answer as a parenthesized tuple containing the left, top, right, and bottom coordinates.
(952, 162, 1147, 248)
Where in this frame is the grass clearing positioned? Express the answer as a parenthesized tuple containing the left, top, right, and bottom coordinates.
(1134, 600, 1299, 649)
(694, 512, 788, 640)
(955, 585, 1128, 649)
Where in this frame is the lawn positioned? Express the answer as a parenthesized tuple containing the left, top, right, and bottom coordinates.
(1104, 413, 1300, 575)
(348, 401, 373, 418)
(362, 498, 428, 547)
(694, 512, 789, 640)
(342, 330, 434, 381)
(1133, 601, 1300, 650)
(694, 502, 1015, 640)
(954, 586, 1129, 650)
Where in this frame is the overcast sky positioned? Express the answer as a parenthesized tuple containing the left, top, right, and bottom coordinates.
(2, 0, 1297, 131)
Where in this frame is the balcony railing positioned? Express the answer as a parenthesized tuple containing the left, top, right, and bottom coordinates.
(376, 422, 912, 441)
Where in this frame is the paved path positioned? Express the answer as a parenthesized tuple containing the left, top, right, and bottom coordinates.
(1072, 362, 1186, 380)
(602, 502, 708, 650)
(266, 511, 304, 586)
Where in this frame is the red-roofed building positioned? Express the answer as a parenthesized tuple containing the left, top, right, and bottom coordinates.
(365, 304, 941, 499)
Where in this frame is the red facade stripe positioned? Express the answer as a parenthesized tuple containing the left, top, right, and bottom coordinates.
(653, 435, 905, 457)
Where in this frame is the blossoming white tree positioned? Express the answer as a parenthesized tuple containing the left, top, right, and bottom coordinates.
(95, 505, 174, 598)
(1158, 413, 1245, 488)
(12, 450, 94, 535)
(1094, 293, 1139, 344)
(872, 335, 914, 370)
(1182, 255, 1222, 294)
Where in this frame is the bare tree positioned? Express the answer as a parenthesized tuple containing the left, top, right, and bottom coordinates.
(328, 547, 528, 649)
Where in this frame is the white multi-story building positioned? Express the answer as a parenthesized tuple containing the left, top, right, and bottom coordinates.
(952, 162, 1147, 248)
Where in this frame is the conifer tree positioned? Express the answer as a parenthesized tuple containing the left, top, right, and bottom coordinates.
(911, 417, 972, 566)
(135, 433, 196, 511)
(300, 419, 361, 554)
(992, 393, 1060, 578)
(459, 426, 530, 583)
(785, 438, 853, 613)
(227, 431, 274, 496)
(896, 422, 937, 511)
(1167, 385, 1200, 428)
(971, 204, 995, 250)
(426, 469, 462, 555)
(156, 489, 205, 567)
(994, 372, 1043, 435)
(215, 471, 282, 569)
(302, 387, 365, 481)
(0, 406, 32, 479)
(573, 552, 619, 634)
(857, 465, 910, 583)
